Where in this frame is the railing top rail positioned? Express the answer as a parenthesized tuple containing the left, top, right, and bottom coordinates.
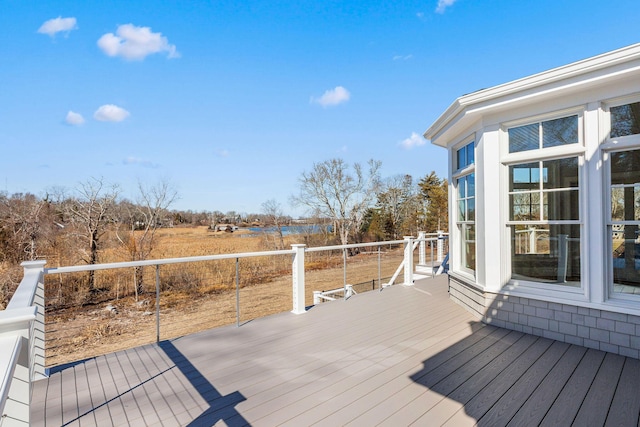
(305, 240, 406, 253)
(6, 261, 45, 310)
(45, 249, 296, 275)
(43, 234, 450, 274)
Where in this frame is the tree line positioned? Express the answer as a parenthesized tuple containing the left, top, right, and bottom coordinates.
(291, 158, 448, 246)
(0, 160, 447, 304)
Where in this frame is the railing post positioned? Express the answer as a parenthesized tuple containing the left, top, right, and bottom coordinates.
(377, 246, 381, 291)
(236, 258, 240, 326)
(437, 230, 445, 263)
(155, 265, 160, 343)
(403, 236, 414, 286)
(345, 284, 354, 299)
(291, 244, 306, 314)
(418, 231, 426, 266)
(343, 248, 347, 300)
(0, 260, 46, 426)
(22, 261, 46, 381)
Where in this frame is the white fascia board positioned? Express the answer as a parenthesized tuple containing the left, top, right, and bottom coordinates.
(425, 43, 640, 146)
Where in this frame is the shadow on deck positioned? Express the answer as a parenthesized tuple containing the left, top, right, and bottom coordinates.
(32, 275, 640, 426)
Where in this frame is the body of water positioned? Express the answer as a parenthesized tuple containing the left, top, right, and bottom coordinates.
(247, 225, 330, 236)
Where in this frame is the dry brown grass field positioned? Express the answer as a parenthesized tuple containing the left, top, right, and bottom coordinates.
(44, 227, 421, 367)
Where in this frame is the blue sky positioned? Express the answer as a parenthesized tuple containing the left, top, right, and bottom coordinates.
(2, 0, 639, 216)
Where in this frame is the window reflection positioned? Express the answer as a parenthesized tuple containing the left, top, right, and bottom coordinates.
(611, 102, 640, 138)
(508, 115, 578, 153)
(612, 226, 640, 292)
(511, 224, 580, 286)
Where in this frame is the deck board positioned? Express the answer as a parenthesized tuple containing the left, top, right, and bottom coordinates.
(30, 275, 640, 426)
(540, 349, 606, 426)
(605, 357, 640, 426)
(476, 340, 570, 426)
(572, 352, 625, 426)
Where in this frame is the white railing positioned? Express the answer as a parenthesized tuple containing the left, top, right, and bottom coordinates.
(0, 261, 46, 426)
(312, 231, 448, 301)
(0, 232, 448, 422)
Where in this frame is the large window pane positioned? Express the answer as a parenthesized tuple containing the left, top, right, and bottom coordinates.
(509, 123, 539, 153)
(510, 193, 539, 221)
(511, 224, 580, 285)
(611, 150, 640, 185)
(611, 186, 640, 221)
(544, 158, 578, 189)
(457, 146, 466, 170)
(456, 170, 475, 273)
(467, 173, 475, 196)
(612, 225, 640, 292)
(611, 102, 640, 138)
(457, 177, 466, 199)
(456, 141, 474, 170)
(467, 198, 475, 221)
(458, 200, 465, 221)
(544, 190, 579, 220)
(462, 224, 476, 271)
(467, 144, 475, 165)
(510, 163, 540, 192)
(542, 115, 578, 148)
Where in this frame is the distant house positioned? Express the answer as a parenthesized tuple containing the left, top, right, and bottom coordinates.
(425, 43, 640, 358)
(212, 224, 239, 232)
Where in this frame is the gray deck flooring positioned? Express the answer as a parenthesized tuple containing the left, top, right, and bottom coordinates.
(31, 275, 640, 426)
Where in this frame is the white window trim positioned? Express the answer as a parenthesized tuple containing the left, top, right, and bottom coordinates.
(601, 95, 640, 302)
(500, 108, 588, 299)
(452, 135, 476, 279)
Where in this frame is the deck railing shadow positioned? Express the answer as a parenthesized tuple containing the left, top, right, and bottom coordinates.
(158, 340, 248, 427)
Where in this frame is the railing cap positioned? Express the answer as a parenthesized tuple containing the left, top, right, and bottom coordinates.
(20, 260, 46, 270)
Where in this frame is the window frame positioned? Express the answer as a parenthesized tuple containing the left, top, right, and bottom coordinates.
(602, 95, 640, 303)
(501, 108, 586, 296)
(452, 136, 476, 277)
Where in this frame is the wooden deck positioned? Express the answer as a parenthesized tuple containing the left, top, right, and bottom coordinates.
(31, 275, 640, 426)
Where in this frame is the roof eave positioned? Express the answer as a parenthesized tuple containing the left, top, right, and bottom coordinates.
(425, 42, 640, 146)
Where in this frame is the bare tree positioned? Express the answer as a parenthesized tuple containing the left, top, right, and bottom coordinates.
(261, 199, 286, 249)
(115, 179, 178, 298)
(0, 192, 53, 263)
(376, 174, 416, 239)
(292, 158, 381, 246)
(65, 178, 120, 291)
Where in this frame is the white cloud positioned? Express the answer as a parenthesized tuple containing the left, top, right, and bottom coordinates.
(123, 157, 159, 168)
(94, 104, 130, 122)
(65, 111, 85, 126)
(97, 24, 179, 60)
(216, 149, 230, 157)
(311, 86, 351, 107)
(435, 0, 458, 14)
(393, 54, 413, 61)
(399, 132, 426, 149)
(37, 17, 77, 37)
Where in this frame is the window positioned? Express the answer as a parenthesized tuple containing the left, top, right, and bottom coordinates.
(611, 102, 640, 138)
(508, 115, 578, 153)
(506, 114, 581, 286)
(509, 158, 579, 221)
(457, 141, 475, 170)
(609, 149, 640, 294)
(455, 141, 475, 272)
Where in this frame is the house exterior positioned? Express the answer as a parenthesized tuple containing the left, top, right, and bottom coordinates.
(425, 43, 640, 358)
